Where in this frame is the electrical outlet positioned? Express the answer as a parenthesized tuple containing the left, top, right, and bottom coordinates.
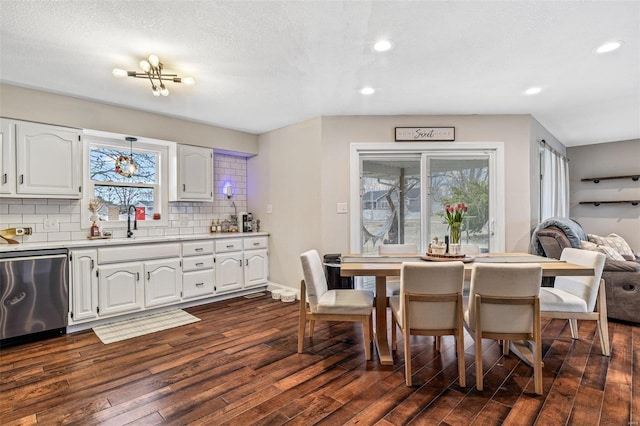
(43, 218, 58, 231)
(337, 203, 348, 214)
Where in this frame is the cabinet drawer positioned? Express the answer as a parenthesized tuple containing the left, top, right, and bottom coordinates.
(98, 243, 181, 264)
(215, 239, 242, 253)
(183, 270, 215, 299)
(182, 255, 214, 272)
(243, 237, 268, 250)
(182, 241, 214, 257)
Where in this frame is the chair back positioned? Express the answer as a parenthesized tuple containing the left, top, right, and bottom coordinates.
(400, 261, 464, 330)
(379, 243, 418, 255)
(556, 248, 605, 312)
(467, 263, 542, 334)
(300, 249, 328, 313)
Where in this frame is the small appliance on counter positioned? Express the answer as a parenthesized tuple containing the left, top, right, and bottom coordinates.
(241, 213, 254, 232)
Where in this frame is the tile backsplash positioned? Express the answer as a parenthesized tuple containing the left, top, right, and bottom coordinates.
(0, 153, 249, 244)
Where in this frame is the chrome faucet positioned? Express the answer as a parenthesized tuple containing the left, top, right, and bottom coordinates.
(127, 205, 137, 238)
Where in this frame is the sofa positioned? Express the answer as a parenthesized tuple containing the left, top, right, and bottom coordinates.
(531, 217, 640, 324)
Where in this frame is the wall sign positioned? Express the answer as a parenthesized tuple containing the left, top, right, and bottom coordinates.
(395, 127, 455, 141)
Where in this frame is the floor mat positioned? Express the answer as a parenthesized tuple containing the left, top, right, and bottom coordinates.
(93, 309, 200, 344)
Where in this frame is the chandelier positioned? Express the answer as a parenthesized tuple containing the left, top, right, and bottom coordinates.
(112, 55, 194, 97)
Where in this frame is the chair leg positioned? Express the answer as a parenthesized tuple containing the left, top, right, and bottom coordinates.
(297, 317, 306, 354)
(503, 340, 510, 356)
(308, 320, 315, 337)
(404, 328, 412, 386)
(297, 281, 307, 354)
(533, 300, 543, 395)
(475, 335, 483, 391)
(435, 336, 441, 351)
(362, 316, 372, 361)
(569, 319, 579, 339)
(391, 314, 397, 351)
(597, 280, 611, 356)
(456, 333, 466, 388)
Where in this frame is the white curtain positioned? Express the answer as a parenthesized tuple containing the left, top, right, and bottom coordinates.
(540, 142, 570, 220)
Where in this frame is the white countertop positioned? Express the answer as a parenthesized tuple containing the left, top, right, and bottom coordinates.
(0, 232, 270, 253)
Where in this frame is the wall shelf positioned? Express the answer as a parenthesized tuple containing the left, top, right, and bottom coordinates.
(579, 201, 640, 206)
(581, 175, 639, 183)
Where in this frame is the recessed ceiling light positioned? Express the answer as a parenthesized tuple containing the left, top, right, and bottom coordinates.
(524, 87, 542, 95)
(596, 40, 623, 54)
(373, 39, 394, 52)
(360, 87, 375, 95)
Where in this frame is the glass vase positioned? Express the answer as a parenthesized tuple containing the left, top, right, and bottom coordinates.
(449, 222, 462, 244)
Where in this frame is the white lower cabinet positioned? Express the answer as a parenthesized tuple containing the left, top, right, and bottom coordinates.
(145, 259, 182, 308)
(68, 236, 268, 327)
(244, 249, 268, 288)
(69, 249, 99, 322)
(182, 241, 215, 300)
(98, 262, 144, 316)
(215, 251, 244, 293)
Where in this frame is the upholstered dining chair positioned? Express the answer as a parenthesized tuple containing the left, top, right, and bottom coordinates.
(389, 261, 466, 386)
(465, 263, 543, 395)
(299, 249, 374, 360)
(378, 243, 419, 297)
(539, 248, 609, 356)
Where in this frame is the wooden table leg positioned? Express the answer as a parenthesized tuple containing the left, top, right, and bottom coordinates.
(374, 276, 393, 365)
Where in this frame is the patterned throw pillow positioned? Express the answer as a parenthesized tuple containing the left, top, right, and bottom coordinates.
(588, 233, 635, 257)
(580, 240, 625, 261)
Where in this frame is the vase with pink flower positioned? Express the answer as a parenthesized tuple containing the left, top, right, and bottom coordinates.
(444, 202, 467, 254)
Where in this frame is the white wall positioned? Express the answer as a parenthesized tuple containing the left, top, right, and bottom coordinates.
(568, 139, 640, 250)
(247, 117, 322, 290)
(250, 114, 538, 289)
(0, 84, 258, 155)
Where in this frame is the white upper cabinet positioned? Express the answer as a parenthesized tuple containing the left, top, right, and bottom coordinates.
(169, 144, 213, 202)
(0, 119, 83, 198)
(0, 119, 15, 195)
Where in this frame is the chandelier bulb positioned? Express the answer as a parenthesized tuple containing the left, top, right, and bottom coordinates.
(182, 77, 195, 85)
(152, 86, 160, 96)
(140, 60, 151, 73)
(148, 55, 160, 67)
(112, 68, 127, 78)
(161, 87, 169, 96)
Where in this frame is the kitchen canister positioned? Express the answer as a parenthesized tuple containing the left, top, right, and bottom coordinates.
(271, 289, 282, 300)
(280, 290, 296, 303)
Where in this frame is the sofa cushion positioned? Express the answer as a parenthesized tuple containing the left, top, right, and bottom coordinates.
(588, 233, 635, 258)
(604, 259, 640, 272)
(580, 240, 626, 261)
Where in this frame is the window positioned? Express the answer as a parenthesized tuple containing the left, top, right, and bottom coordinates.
(83, 131, 169, 227)
(539, 142, 569, 220)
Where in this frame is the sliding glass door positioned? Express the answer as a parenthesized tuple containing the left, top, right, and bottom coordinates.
(426, 155, 491, 252)
(360, 156, 421, 254)
(351, 142, 503, 255)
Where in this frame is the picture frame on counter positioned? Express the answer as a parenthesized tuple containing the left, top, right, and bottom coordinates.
(395, 127, 455, 141)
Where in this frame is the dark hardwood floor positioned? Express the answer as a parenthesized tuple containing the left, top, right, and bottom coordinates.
(1, 293, 637, 425)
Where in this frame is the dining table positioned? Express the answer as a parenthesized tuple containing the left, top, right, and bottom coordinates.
(340, 252, 595, 366)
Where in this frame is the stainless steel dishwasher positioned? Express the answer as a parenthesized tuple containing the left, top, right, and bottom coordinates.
(0, 248, 68, 346)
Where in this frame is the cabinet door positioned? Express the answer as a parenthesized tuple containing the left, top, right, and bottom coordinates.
(244, 249, 269, 288)
(0, 119, 15, 195)
(70, 249, 98, 322)
(145, 258, 182, 308)
(16, 121, 82, 198)
(178, 145, 213, 201)
(98, 263, 144, 316)
(215, 252, 243, 293)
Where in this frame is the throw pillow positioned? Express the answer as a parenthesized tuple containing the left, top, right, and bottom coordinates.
(587, 233, 635, 257)
(580, 240, 626, 261)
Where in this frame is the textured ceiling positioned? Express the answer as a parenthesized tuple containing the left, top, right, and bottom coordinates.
(1, 1, 638, 147)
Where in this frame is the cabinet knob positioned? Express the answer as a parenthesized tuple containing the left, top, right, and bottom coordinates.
(19, 174, 24, 184)
(2, 173, 6, 184)
(196, 282, 204, 287)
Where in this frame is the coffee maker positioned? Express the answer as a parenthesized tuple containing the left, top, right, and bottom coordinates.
(241, 213, 253, 232)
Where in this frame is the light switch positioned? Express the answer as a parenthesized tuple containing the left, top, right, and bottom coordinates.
(266, 204, 273, 214)
(337, 203, 348, 214)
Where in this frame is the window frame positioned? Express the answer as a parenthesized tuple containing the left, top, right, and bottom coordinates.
(82, 130, 171, 230)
